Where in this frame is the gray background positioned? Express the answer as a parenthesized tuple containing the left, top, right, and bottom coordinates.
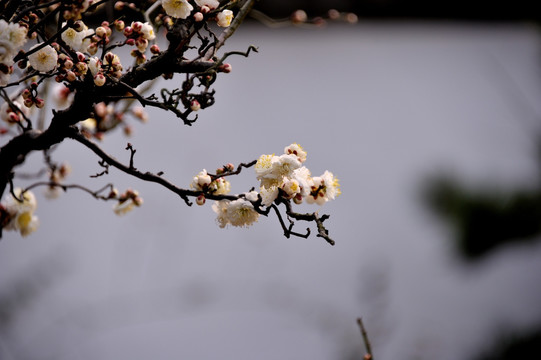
(1, 21, 541, 359)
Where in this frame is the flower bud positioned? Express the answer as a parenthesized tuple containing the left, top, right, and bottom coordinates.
(94, 73, 106, 86)
(115, 20, 125, 31)
(196, 194, 206, 206)
(34, 98, 45, 109)
(22, 89, 31, 99)
(96, 26, 107, 38)
(291, 9, 308, 23)
(123, 26, 133, 37)
(150, 44, 160, 54)
(218, 63, 232, 73)
(190, 99, 200, 111)
(8, 112, 20, 123)
(23, 98, 34, 108)
(114, 1, 125, 10)
(194, 12, 204, 22)
(64, 59, 74, 69)
(66, 70, 77, 82)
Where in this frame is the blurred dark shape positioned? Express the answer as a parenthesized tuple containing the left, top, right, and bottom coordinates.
(425, 177, 541, 259)
(254, 0, 540, 22)
(475, 327, 541, 359)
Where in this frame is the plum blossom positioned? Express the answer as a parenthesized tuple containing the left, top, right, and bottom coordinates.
(162, 0, 193, 19)
(28, 44, 58, 72)
(195, 0, 220, 9)
(61, 22, 94, 52)
(1, 188, 39, 237)
(285, 143, 307, 163)
(212, 197, 259, 228)
(217, 9, 234, 27)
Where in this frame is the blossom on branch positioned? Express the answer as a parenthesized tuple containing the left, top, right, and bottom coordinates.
(1, 189, 39, 237)
(217, 10, 234, 27)
(162, 0, 193, 19)
(28, 44, 58, 73)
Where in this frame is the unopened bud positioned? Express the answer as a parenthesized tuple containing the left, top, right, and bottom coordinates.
(22, 89, 31, 99)
(196, 194, 206, 206)
(23, 98, 34, 108)
(218, 63, 232, 73)
(94, 73, 106, 86)
(291, 9, 307, 23)
(66, 70, 77, 81)
(150, 44, 160, 54)
(64, 59, 74, 69)
(34, 98, 45, 108)
(328, 9, 340, 20)
(115, 20, 125, 31)
(194, 12, 204, 22)
(190, 99, 200, 111)
(200, 5, 210, 14)
(96, 26, 107, 38)
(114, 1, 124, 10)
(8, 112, 20, 123)
(123, 26, 133, 37)
(225, 163, 235, 171)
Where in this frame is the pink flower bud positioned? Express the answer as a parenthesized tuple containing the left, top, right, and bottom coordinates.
(225, 163, 235, 171)
(35, 98, 45, 109)
(76, 52, 86, 62)
(123, 26, 133, 37)
(150, 44, 160, 54)
(8, 112, 20, 123)
(94, 73, 106, 86)
(196, 194, 206, 206)
(194, 12, 204, 22)
(66, 70, 77, 81)
(131, 21, 143, 32)
(114, 1, 124, 10)
(219, 63, 232, 73)
(200, 5, 210, 14)
(96, 26, 107, 38)
(190, 99, 201, 111)
(64, 59, 74, 69)
(126, 38, 136, 46)
(22, 89, 31, 99)
(291, 9, 308, 23)
(23, 98, 34, 108)
(115, 20, 125, 31)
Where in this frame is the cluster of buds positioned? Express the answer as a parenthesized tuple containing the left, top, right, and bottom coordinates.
(122, 21, 156, 64)
(44, 163, 71, 199)
(89, 20, 113, 53)
(0, 97, 28, 125)
(21, 82, 45, 109)
(112, 188, 143, 215)
(59, 0, 93, 20)
(190, 168, 232, 197)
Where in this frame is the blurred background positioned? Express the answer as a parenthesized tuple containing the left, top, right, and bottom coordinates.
(2, 1, 541, 359)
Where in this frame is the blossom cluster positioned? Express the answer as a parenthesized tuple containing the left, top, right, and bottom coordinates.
(0, 189, 39, 237)
(0, 19, 28, 86)
(162, 0, 234, 27)
(256, 143, 340, 206)
(191, 144, 340, 229)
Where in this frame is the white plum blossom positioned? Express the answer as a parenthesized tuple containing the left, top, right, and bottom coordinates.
(195, 0, 220, 9)
(88, 57, 102, 76)
(284, 143, 307, 163)
(162, 0, 193, 19)
(140, 22, 156, 41)
(217, 9, 234, 27)
(227, 198, 259, 227)
(209, 177, 231, 195)
(61, 22, 93, 52)
(2, 188, 39, 237)
(259, 184, 279, 207)
(28, 44, 58, 72)
(280, 177, 301, 199)
(306, 171, 341, 205)
(211, 199, 230, 228)
(255, 153, 276, 180)
(190, 169, 212, 191)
